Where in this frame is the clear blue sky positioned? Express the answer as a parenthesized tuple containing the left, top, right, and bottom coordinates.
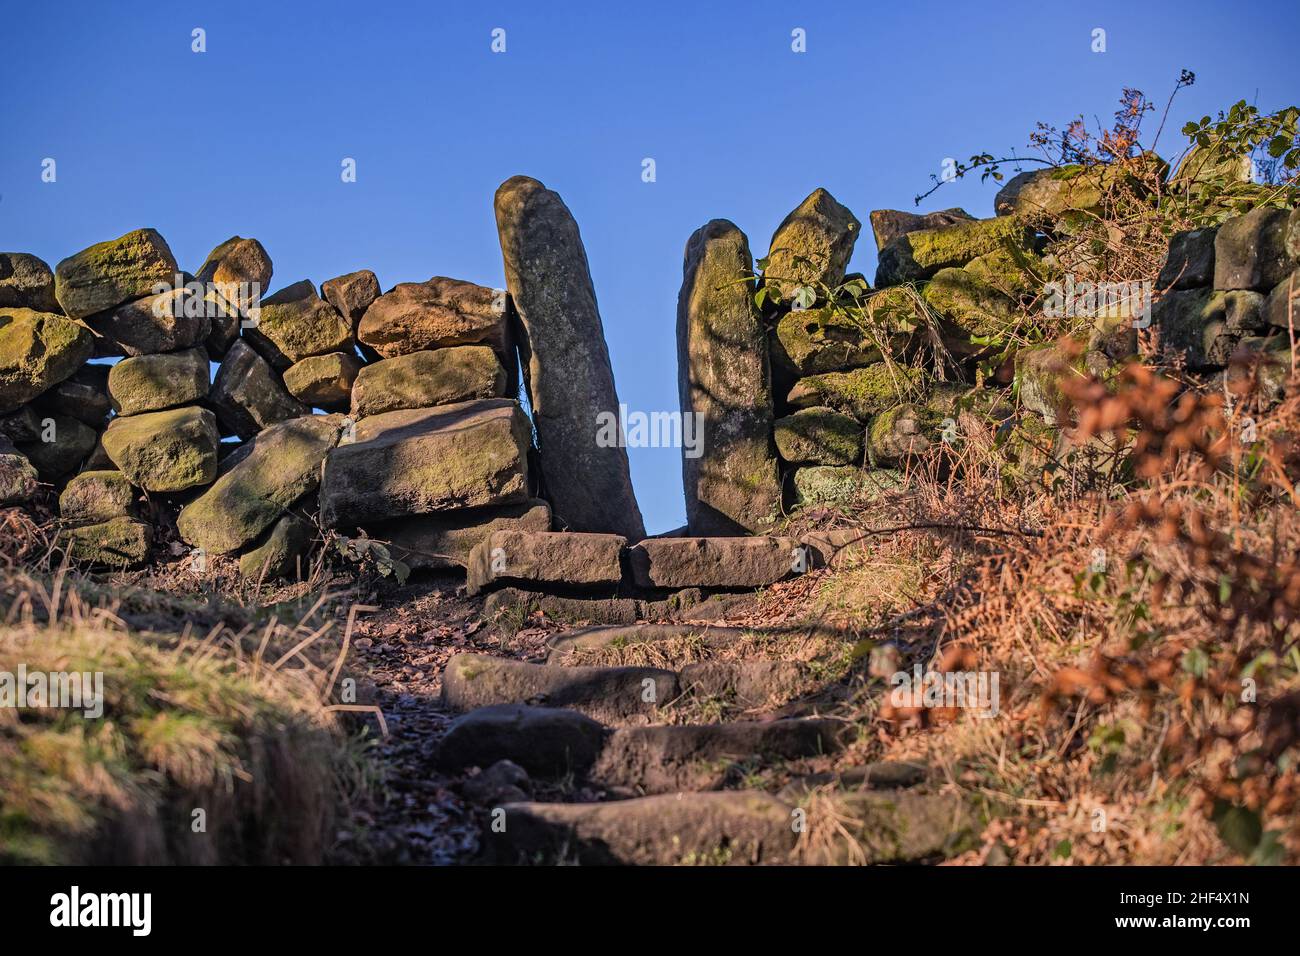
(3, 0, 1297, 533)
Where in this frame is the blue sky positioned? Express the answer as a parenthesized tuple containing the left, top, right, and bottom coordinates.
(3, 0, 1297, 533)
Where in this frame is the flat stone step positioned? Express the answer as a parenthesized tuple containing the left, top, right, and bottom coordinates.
(545, 623, 748, 664)
(777, 760, 929, 801)
(467, 530, 626, 596)
(435, 703, 843, 796)
(594, 718, 845, 795)
(436, 704, 608, 777)
(628, 536, 805, 589)
(678, 660, 814, 709)
(482, 789, 974, 865)
(441, 653, 677, 723)
(481, 587, 762, 633)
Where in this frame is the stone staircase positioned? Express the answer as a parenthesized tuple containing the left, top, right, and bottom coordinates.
(434, 531, 977, 866)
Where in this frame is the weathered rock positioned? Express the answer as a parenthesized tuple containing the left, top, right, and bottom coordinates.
(1157, 227, 1218, 290)
(1170, 143, 1253, 193)
(193, 236, 273, 356)
(486, 791, 796, 865)
(53, 229, 178, 320)
(764, 188, 861, 300)
(84, 287, 212, 358)
(545, 623, 747, 663)
(177, 414, 344, 554)
(59, 470, 135, 523)
(107, 347, 209, 415)
(867, 403, 938, 465)
(461, 759, 531, 807)
(677, 219, 781, 536)
(0, 253, 59, 312)
(868, 208, 973, 252)
(992, 164, 1106, 223)
(16, 413, 98, 480)
(350, 346, 505, 419)
(210, 340, 308, 439)
(243, 280, 352, 370)
(373, 499, 551, 571)
(875, 216, 1034, 287)
(483, 587, 710, 632)
(773, 406, 863, 465)
(357, 277, 506, 359)
(1264, 269, 1300, 330)
(319, 398, 531, 528)
(0, 308, 95, 413)
(321, 270, 380, 331)
(1014, 344, 1115, 426)
(0, 406, 42, 443)
(786, 364, 924, 422)
(629, 536, 801, 589)
(101, 405, 219, 492)
(791, 465, 902, 508)
(593, 719, 844, 794)
(282, 351, 362, 411)
(238, 513, 314, 580)
(774, 294, 913, 375)
(679, 659, 813, 708)
(1214, 207, 1299, 292)
(494, 176, 645, 539)
(0, 441, 39, 506)
(59, 516, 153, 568)
(437, 704, 608, 777)
(441, 653, 678, 723)
(1154, 287, 1246, 369)
(921, 267, 1016, 357)
(34, 363, 111, 426)
(467, 530, 625, 595)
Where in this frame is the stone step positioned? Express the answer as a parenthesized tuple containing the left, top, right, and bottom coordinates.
(436, 703, 844, 795)
(441, 653, 677, 723)
(544, 623, 748, 664)
(441, 654, 817, 722)
(481, 789, 974, 865)
(628, 536, 806, 589)
(482, 586, 759, 634)
(592, 718, 845, 795)
(467, 530, 625, 596)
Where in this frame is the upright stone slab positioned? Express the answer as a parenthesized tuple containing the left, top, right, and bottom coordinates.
(494, 175, 645, 540)
(677, 220, 780, 535)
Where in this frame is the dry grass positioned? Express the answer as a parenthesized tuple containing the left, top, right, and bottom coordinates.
(0, 568, 377, 864)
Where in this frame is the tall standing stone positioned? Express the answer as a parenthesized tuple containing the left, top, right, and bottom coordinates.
(677, 220, 780, 535)
(493, 175, 645, 540)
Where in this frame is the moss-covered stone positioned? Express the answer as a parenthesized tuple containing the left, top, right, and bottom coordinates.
(0, 441, 39, 506)
(876, 216, 1035, 286)
(867, 403, 940, 466)
(773, 406, 863, 465)
(59, 516, 153, 568)
(0, 308, 95, 413)
(1153, 287, 1241, 369)
(238, 513, 314, 581)
(107, 347, 209, 416)
(764, 188, 861, 300)
(0, 252, 59, 312)
(177, 414, 344, 554)
(774, 296, 914, 376)
(59, 470, 135, 523)
(244, 280, 353, 369)
(16, 413, 98, 480)
(282, 351, 363, 411)
(921, 268, 1017, 357)
(791, 465, 902, 507)
(786, 363, 926, 422)
(350, 346, 506, 418)
(101, 405, 220, 492)
(53, 229, 179, 320)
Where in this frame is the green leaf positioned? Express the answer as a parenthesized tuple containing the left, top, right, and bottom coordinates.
(1212, 800, 1262, 856)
